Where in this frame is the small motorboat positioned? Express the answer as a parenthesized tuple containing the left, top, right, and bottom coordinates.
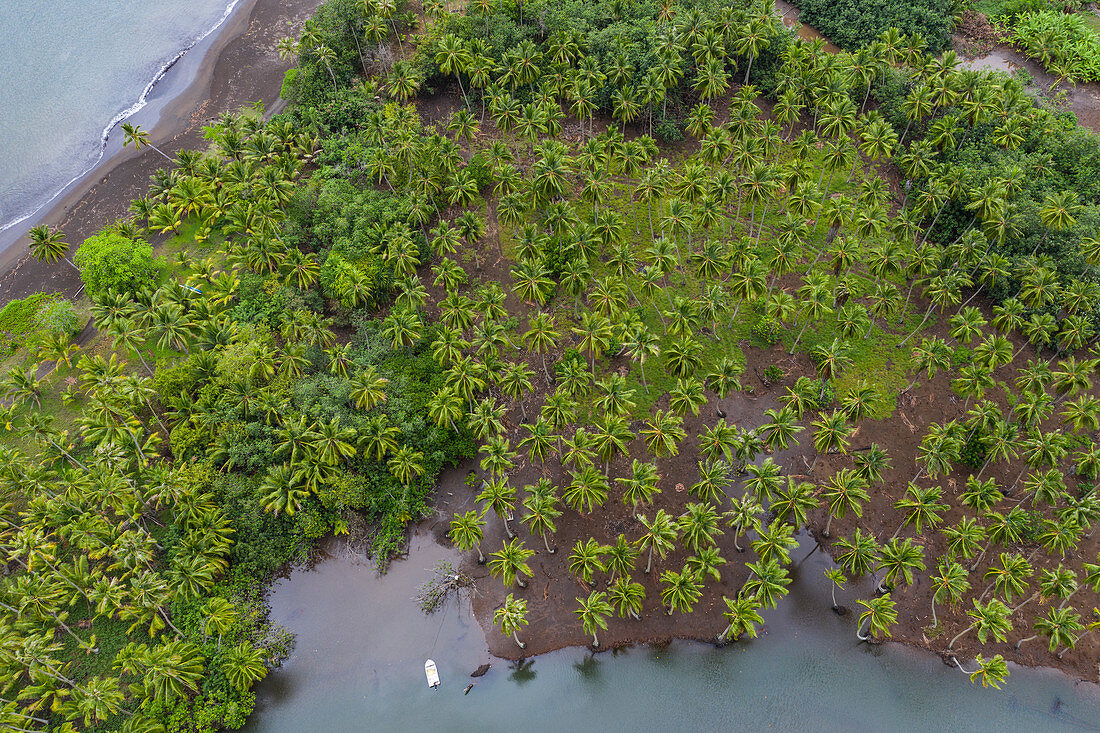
(425, 659, 440, 689)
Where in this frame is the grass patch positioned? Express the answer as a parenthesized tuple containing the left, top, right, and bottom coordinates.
(0, 292, 57, 352)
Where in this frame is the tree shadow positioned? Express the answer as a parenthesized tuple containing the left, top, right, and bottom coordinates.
(508, 658, 536, 685)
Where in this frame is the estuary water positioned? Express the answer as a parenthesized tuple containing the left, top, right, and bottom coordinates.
(0, 0, 239, 235)
(245, 529, 1100, 733)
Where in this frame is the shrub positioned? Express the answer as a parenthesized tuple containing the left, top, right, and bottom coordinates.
(35, 298, 81, 336)
(752, 317, 783, 346)
(762, 364, 785, 384)
(74, 230, 160, 297)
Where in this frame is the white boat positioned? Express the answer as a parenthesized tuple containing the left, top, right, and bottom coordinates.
(425, 659, 440, 688)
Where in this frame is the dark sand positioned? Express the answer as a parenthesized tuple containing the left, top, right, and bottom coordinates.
(0, 0, 324, 306)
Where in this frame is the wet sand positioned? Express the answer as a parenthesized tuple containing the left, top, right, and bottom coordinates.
(0, 0, 323, 305)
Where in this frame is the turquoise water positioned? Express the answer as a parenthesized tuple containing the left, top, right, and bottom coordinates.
(245, 531, 1100, 733)
(0, 0, 237, 233)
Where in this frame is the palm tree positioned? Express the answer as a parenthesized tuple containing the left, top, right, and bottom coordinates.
(893, 483, 949, 538)
(742, 557, 792, 609)
(27, 225, 78, 270)
(522, 492, 561, 554)
(835, 528, 880, 580)
(609, 576, 647, 620)
(121, 122, 172, 161)
(575, 591, 614, 647)
(824, 568, 847, 613)
(477, 478, 518, 539)
(930, 559, 971, 628)
(723, 494, 762, 552)
(678, 502, 723, 553)
(563, 465, 610, 514)
(820, 468, 869, 537)
(569, 538, 607, 585)
(660, 566, 703, 615)
(450, 510, 487, 564)
(488, 538, 535, 589)
(809, 409, 852, 471)
(640, 410, 687, 458)
(605, 534, 640, 583)
(637, 510, 678, 574)
(494, 594, 529, 649)
(876, 537, 925, 593)
(522, 313, 559, 383)
(616, 459, 661, 518)
(719, 595, 765, 643)
(856, 594, 898, 642)
(751, 520, 798, 566)
(947, 598, 1013, 650)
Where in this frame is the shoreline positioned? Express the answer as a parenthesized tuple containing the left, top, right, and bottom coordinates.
(0, 0, 324, 305)
(0, 0, 245, 242)
(433, 519, 1100, 692)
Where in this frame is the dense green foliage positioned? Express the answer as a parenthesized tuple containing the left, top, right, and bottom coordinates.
(74, 230, 160, 297)
(13, 0, 1100, 726)
(1008, 10, 1100, 82)
(799, 0, 957, 54)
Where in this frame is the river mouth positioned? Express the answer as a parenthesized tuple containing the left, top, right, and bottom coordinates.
(246, 526, 1100, 733)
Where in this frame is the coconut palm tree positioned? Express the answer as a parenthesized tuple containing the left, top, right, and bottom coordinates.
(751, 520, 798, 567)
(121, 122, 172, 161)
(563, 466, 610, 514)
(824, 567, 847, 613)
(723, 494, 763, 553)
(893, 484, 949, 538)
(930, 559, 971, 628)
(450, 510, 487, 564)
(569, 538, 607, 586)
(876, 537, 925, 592)
(719, 594, 765, 643)
(575, 591, 614, 647)
(488, 538, 535, 590)
(27, 225, 78, 270)
(820, 469, 870, 537)
(742, 557, 792, 609)
(947, 598, 1013, 650)
(617, 459, 661, 518)
(835, 528, 880, 581)
(609, 576, 647, 620)
(637, 510, 678, 574)
(494, 594, 529, 649)
(856, 594, 898, 642)
(477, 478, 518, 539)
(660, 566, 703, 615)
(522, 492, 561, 554)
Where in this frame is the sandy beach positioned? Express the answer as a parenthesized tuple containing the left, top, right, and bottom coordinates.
(0, 0, 323, 306)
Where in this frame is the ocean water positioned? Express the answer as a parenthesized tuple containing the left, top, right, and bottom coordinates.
(0, 0, 239, 234)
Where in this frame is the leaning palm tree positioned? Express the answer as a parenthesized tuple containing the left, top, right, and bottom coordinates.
(575, 591, 614, 647)
(856, 594, 898, 642)
(521, 492, 561, 554)
(719, 594, 765, 642)
(568, 538, 607, 586)
(617, 459, 661, 518)
(121, 122, 172, 161)
(660, 566, 703, 616)
(488, 538, 535, 590)
(449, 510, 487, 564)
(636, 510, 679, 574)
(27, 225, 78, 270)
(494, 594, 529, 649)
(609, 576, 646, 620)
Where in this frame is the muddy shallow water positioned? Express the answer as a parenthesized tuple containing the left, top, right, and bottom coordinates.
(245, 527, 1100, 733)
